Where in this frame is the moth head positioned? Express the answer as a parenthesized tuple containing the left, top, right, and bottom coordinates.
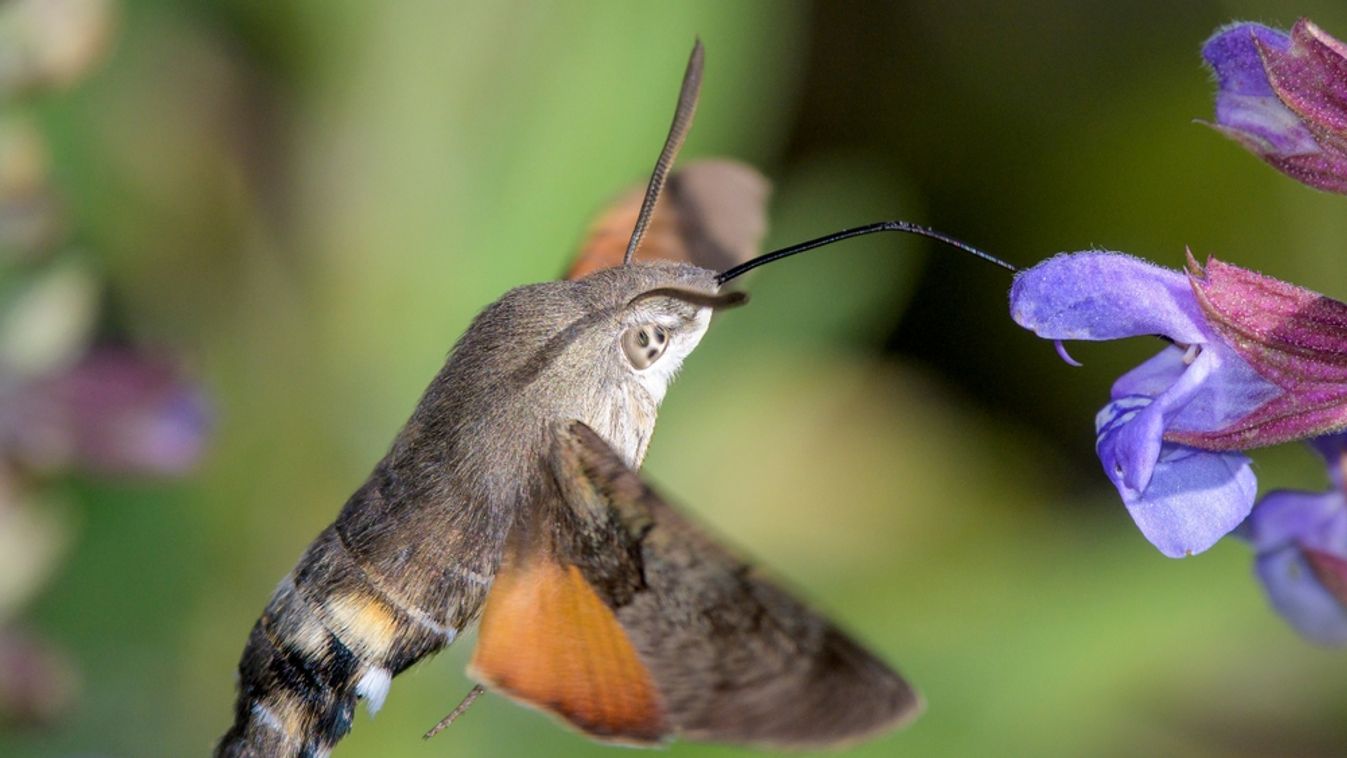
(443, 261, 741, 468)
(601, 262, 743, 402)
(454, 261, 739, 398)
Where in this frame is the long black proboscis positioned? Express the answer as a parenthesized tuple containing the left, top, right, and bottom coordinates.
(714, 220, 1016, 284)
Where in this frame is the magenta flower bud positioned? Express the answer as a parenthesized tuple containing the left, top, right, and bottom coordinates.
(1202, 19, 1347, 194)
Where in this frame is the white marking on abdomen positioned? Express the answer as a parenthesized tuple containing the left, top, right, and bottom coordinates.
(356, 667, 393, 715)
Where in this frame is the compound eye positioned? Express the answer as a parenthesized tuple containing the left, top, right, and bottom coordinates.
(621, 324, 668, 369)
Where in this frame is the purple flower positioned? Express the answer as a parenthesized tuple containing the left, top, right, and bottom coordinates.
(3, 347, 211, 476)
(0, 264, 212, 477)
(1014, 250, 1347, 557)
(1010, 252, 1284, 557)
(1240, 434, 1347, 645)
(1202, 19, 1347, 194)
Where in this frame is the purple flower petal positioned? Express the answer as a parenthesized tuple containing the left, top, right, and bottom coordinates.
(1309, 432, 1347, 490)
(1114, 344, 1282, 439)
(1206, 23, 1291, 97)
(1010, 252, 1207, 344)
(1098, 341, 1277, 496)
(1240, 488, 1345, 552)
(1112, 346, 1188, 399)
(1107, 413, 1299, 557)
(1112, 442, 1256, 558)
(1097, 392, 1258, 557)
(1255, 547, 1347, 645)
(1241, 486, 1347, 644)
(1108, 347, 1214, 491)
(1203, 23, 1318, 154)
(1097, 395, 1164, 495)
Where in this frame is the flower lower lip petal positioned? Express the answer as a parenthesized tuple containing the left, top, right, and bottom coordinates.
(1120, 445, 1256, 558)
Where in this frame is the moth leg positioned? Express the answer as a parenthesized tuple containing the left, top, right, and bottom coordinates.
(423, 683, 487, 740)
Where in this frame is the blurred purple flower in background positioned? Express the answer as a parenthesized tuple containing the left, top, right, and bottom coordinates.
(1202, 19, 1347, 194)
(0, 269, 208, 723)
(0, 0, 210, 729)
(4, 347, 209, 477)
(1240, 434, 1347, 645)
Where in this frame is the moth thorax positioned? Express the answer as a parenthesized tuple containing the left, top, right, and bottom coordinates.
(603, 382, 661, 469)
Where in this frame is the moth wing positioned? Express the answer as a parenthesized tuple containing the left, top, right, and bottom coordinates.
(467, 546, 669, 744)
(565, 160, 770, 279)
(545, 420, 921, 748)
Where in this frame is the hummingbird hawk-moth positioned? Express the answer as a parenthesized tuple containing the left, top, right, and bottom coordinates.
(217, 40, 1011, 757)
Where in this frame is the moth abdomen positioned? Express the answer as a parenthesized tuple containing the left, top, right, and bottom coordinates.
(216, 524, 462, 757)
(291, 526, 456, 674)
(216, 577, 360, 757)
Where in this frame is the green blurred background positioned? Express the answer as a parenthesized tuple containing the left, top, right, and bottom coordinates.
(4, 0, 1347, 756)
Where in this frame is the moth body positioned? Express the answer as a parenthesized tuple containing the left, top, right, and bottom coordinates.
(217, 263, 721, 757)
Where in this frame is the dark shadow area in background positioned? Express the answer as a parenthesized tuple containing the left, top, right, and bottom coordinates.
(790, 0, 1225, 488)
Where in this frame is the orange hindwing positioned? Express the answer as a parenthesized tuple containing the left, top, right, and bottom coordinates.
(468, 553, 668, 744)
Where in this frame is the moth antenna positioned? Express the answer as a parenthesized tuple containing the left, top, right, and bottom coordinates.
(423, 684, 486, 740)
(715, 220, 1016, 284)
(623, 38, 704, 266)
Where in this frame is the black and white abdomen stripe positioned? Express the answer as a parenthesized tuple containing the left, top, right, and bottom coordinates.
(215, 525, 468, 757)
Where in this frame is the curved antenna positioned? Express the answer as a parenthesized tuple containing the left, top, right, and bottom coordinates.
(715, 220, 1016, 284)
(623, 39, 705, 266)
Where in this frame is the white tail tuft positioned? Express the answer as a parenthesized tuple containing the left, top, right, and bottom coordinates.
(356, 667, 393, 716)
